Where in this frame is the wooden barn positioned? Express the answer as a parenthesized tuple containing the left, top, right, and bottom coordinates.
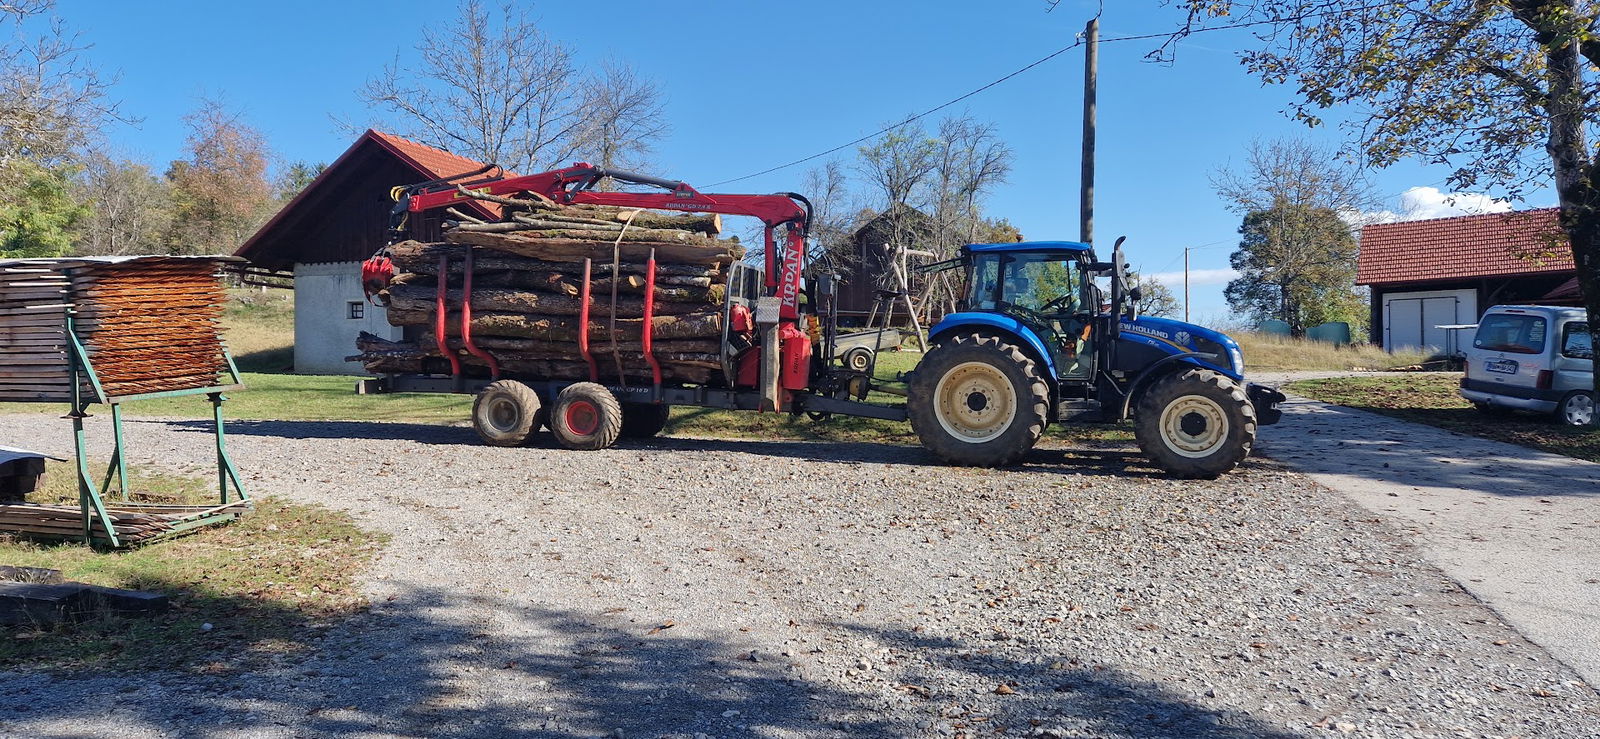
(833, 205, 936, 323)
(1357, 208, 1578, 353)
(235, 130, 503, 374)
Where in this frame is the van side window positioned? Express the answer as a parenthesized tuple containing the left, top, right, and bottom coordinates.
(1563, 322, 1593, 359)
(1473, 314, 1548, 354)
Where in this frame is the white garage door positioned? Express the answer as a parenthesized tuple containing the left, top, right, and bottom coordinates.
(1383, 289, 1477, 353)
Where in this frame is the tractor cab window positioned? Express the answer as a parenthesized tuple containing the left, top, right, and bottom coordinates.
(999, 253, 1082, 316)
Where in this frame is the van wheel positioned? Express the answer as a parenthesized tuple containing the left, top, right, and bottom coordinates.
(549, 383, 624, 450)
(1133, 369, 1256, 479)
(1556, 391, 1595, 427)
(472, 380, 542, 447)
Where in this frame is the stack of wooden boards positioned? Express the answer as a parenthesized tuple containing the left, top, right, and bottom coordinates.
(0, 501, 251, 546)
(352, 202, 744, 384)
(0, 256, 236, 402)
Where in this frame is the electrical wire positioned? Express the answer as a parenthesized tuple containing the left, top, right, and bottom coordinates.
(705, 5, 1398, 188)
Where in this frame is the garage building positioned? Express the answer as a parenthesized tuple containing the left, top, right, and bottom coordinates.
(1357, 208, 1578, 353)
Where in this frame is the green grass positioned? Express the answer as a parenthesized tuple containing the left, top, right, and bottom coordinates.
(223, 287, 295, 373)
(1288, 374, 1600, 463)
(1234, 332, 1433, 372)
(0, 373, 472, 422)
(1, 462, 387, 671)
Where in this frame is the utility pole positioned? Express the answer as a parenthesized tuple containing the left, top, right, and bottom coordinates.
(1184, 246, 1191, 322)
(1080, 17, 1098, 246)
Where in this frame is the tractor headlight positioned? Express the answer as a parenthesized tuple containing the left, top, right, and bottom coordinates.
(1228, 346, 1244, 375)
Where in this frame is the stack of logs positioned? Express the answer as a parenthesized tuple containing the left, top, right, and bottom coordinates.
(351, 195, 744, 384)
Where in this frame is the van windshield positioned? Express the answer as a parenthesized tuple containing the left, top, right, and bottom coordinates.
(1474, 314, 1548, 354)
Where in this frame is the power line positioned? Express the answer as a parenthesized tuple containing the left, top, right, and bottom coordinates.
(705, 8, 1390, 188)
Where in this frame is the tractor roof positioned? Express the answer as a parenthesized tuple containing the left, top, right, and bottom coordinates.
(963, 241, 1093, 255)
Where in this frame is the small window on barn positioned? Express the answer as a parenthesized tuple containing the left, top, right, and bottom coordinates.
(347, 301, 364, 320)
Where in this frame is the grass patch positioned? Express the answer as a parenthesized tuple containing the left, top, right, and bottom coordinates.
(1235, 332, 1431, 372)
(223, 287, 295, 373)
(1288, 374, 1600, 463)
(0, 462, 387, 671)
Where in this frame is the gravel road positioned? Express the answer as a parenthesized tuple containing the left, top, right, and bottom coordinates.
(0, 412, 1596, 738)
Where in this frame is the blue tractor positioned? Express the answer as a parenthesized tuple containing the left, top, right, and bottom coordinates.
(906, 238, 1285, 478)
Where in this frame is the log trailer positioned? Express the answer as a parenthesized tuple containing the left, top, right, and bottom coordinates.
(361, 164, 1284, 478)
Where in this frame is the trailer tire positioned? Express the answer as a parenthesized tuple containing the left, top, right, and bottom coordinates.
(1133, 368, 1256, 479)
(549, 382, 624, 451)
(908, 333, 1049, 467)
(472, 380, 542, 447)
(843, 346, 873, 372)
(620, 403, 672, 438)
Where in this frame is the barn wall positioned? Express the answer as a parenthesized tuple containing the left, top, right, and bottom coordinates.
(293, 261, 400, 375)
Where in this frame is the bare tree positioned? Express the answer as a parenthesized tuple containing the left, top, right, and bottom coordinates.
(72, 151, 171, 255)
(0, 0, 125, 174)
(1211, 138, 1374, 216)
(929, 114, 1014, 254)
(574, 61, 667, 172)
(361, 0, 668, 176)
(801, 159, 857, 263)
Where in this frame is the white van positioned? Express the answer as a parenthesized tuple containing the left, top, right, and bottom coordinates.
(1459, 305, 1593, 425)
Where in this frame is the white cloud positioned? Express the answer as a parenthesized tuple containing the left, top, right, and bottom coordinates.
(1350, 186, 1514, 226)
(1146, 267, 1240, 287)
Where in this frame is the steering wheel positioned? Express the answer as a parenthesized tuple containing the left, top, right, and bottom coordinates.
(1039, 294, 1079, 315)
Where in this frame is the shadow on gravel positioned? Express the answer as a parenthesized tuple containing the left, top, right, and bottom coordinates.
(1263, 399, 1600, 499)
(161, 418, 481, 446)
(634, 437, 1174, 480)
(840, 623, 1302, 739)
(0, 585, 889, 737)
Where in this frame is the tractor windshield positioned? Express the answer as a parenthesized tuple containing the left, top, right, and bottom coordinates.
(970, 252, 1083, 315)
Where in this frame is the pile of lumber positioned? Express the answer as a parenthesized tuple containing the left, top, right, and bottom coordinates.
(0, 501, 251, 547)
(0, 256, 234, 402)
(352, 201, 743, 384)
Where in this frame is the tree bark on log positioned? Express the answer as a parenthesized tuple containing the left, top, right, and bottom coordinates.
(357, 330, 717, 355)
(384, 284, 708, 317)
(446, 230, 742, 265)
(388, 241, 722, 277)
(353, 353, 714, 384)
(385, 308, 723, 341)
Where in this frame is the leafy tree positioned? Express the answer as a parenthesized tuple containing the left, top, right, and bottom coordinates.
(1225, 206, 1365, 335)
(165, 98, 274, 254)
(0, 160, 83, 258)
(1133, 275, 1181, 318)
(1161, 0, 1600, 420)
(0, 1, 125, 176)
(275, 160, 326, 202)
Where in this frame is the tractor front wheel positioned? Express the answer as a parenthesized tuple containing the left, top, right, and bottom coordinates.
(907, 334, 1049, 467)
(1133, 368, 1257, 479)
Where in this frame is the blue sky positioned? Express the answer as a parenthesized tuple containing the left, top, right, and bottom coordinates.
(53, 0, 1552, 321)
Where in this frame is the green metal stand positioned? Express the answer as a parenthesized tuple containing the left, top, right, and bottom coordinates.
(63, 309, 249, 548)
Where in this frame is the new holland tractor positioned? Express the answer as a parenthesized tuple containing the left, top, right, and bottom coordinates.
(905, 238, 1283, 478)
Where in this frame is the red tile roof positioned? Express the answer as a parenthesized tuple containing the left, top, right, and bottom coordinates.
(1356, 208, 1575, 286)
(366, 130, 505, 185)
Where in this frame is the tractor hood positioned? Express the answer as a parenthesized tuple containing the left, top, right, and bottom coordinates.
(1118, 315, 1245, 380)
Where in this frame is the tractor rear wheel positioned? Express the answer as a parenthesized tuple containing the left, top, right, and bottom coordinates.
(472, 380, 542, 447)
(1133, 368, 1256, 479)
(549, 382, 624, 451)
(907, 333, 1049, 467)
(620, 403, 672, 438)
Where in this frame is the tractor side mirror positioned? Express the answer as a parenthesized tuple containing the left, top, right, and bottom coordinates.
(1127, 286, 1143, 321)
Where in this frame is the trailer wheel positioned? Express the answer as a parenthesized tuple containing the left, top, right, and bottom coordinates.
(1133, 368, 1256, 479)
(907, 333, 1049, 467)
(620, 403, 672, 438)
(843, 346, 873, 372)
(472, 380, 542, 447)
(549, 383, 624, 450)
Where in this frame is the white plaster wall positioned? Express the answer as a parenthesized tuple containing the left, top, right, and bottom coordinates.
(293, 261, 401, 375)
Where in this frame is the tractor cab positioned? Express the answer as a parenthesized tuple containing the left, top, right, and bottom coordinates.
(958, 242, 1100, 382)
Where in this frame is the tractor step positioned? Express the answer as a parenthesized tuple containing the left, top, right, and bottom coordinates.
(1055, 398, 1103, 422)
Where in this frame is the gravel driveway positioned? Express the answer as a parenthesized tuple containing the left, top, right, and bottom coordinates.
(0, 412, 1596, 738)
